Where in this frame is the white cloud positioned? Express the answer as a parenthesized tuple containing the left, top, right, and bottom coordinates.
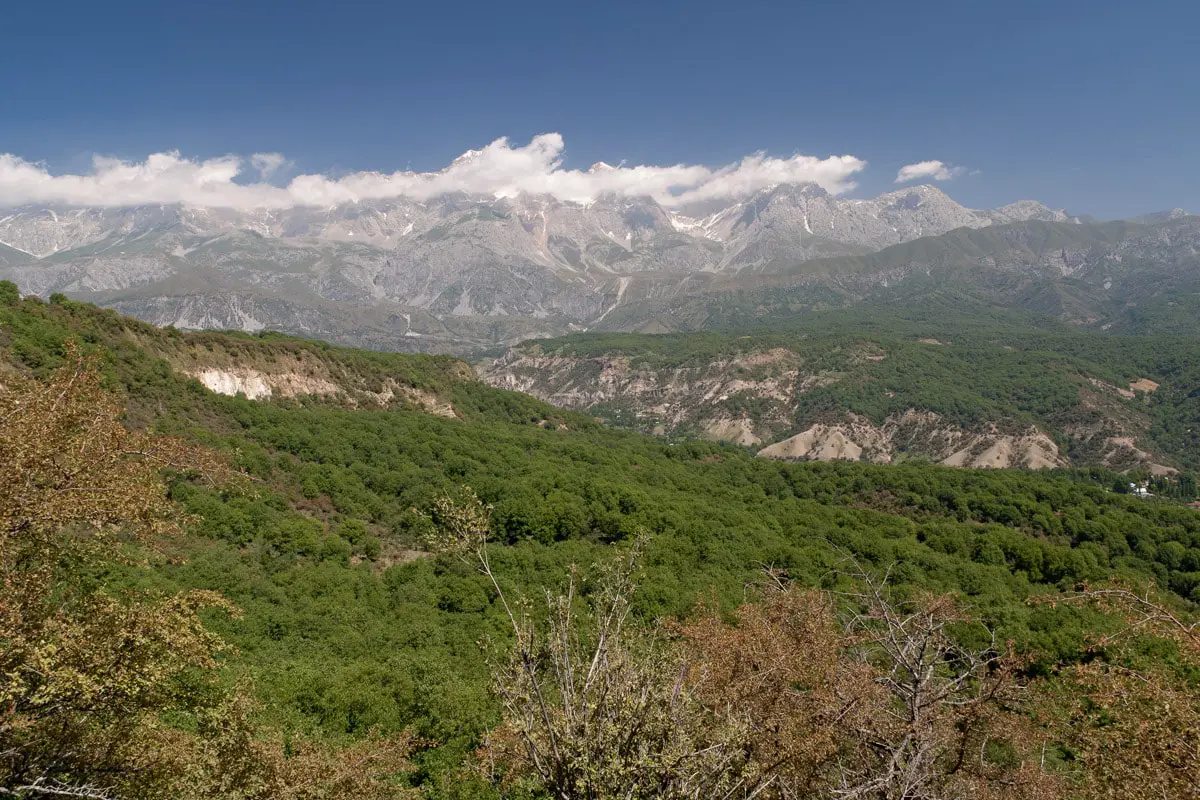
(894, 160, 968, 184)
(0, 134, 866, 211)
(671, 151, 867, 206)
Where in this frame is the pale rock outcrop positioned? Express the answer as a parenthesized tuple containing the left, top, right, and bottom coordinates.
(186, 368, 457, 418)
(758, 413, 1068, 470)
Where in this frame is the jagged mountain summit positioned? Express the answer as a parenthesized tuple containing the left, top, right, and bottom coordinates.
(0, 185, 1074, 350)
(0, 184, 1071, 261)
(670, 184, 1074, 269)
(1132, 208, 1192, 225)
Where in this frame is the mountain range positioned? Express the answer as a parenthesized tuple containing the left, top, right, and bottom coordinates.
(0, 184, 1099, 351)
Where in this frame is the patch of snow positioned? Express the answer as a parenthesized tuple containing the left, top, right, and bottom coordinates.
(669, 213, 702, 232)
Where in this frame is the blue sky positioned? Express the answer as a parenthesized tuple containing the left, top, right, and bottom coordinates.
(1, 0, 1195, 218)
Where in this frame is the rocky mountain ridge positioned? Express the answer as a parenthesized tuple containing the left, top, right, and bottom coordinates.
(0, 185, 1077, 350)
(593, 215, 1200, 338)
(0, 185, 1070, 259)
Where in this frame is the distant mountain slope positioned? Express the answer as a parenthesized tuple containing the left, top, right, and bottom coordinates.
(3, 197, 1194, 352)
(594, 217, 1200, 336)
(0, 186, 1076, 350)
(480, 312, 1200, 472)
(1132, 208, 1192, 225)
(0, 241, 34, 267)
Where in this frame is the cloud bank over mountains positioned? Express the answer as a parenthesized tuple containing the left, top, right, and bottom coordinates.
(0, 134, 872, 211)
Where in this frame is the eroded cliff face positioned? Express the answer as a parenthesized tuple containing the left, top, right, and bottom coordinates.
(480, 346, 1171, 471)
(139, 334, 473, 418)
(755, 412, 1067, 470)
(186, 365, 458, 417)
(483, 347, 802, 434)
(190, 367, 336, 401)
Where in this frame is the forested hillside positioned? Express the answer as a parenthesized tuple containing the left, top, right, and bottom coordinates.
(484, 306, 1200, 473)
(4, 288, 1200, 797)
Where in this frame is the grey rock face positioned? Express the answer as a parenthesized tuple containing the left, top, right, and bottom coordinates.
(588, 215, 1200, 339)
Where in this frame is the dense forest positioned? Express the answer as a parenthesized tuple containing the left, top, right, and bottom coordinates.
(3, 287, 1200, 797)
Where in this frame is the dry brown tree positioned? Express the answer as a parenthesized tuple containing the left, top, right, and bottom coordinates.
(678, 575, 879, 800)
(0, 347, 235, 797)
(834, 565, 1058, 800)
(425, 499, 1200, 799)
(681, 565, 1060, 800)
(0, 348, 414, 800)
(1041, 583, 1200, 800)
(166, 690, 415, 800)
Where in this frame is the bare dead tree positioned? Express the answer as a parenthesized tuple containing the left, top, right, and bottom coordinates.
(831, 559, 1054, 800)
(424, 488, 768, 800)
(0, 778, 116, 799)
